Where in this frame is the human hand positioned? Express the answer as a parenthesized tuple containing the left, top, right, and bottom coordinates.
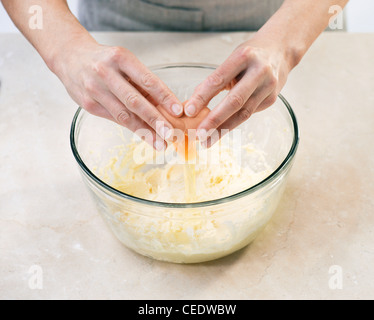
(53, 42, 184, 150)
(159, 102, 210, 133)
(185, 38, 292, 147)
(158, 102, 210, 159)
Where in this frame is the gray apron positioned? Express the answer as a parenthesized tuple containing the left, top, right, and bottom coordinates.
(78, 0, 285, 31)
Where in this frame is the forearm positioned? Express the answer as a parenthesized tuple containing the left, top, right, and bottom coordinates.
(254, 0, 349, 70)
(1, 0, 96, 71)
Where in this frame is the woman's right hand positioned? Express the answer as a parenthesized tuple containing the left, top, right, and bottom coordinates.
(52, 41, 184, 151)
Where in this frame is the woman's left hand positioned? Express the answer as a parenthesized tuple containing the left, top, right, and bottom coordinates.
(185, 38, 294, 146)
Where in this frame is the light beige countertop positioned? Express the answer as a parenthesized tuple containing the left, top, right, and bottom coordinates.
(0, 32, 373, 300)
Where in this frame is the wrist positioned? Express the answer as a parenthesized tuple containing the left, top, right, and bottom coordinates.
(282, 41, 305, 71)
(249, 30, 305, 72)
(45, 33, 98, 76)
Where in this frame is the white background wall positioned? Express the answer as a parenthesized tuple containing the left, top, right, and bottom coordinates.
(345, 0, 374, 32)
(0, 0, 373, 33)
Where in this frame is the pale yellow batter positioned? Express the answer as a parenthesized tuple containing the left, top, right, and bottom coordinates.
(97, 139, 270, 203)
(93, 137, 277, 263)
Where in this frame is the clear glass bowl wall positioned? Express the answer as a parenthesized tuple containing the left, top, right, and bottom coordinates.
(71, 64, 299, 263)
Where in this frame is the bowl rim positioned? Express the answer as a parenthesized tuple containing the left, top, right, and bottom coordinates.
(70, 63, 299, 208)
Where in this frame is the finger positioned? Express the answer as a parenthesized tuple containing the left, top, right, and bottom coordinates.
(201, 91, 276, 149)
(215, 91, 277, 137)
(118, 58, 184, 117)
(80, 96, 114, 121)
(90, 88, 152, 133)
(128, 79, 157, 106)
(88, 84, 166, 151)
(104, 69, 175, 141)
(254, 94, 278, 113)
(185, 51, 249, 117)
(195, 69, 266, 134)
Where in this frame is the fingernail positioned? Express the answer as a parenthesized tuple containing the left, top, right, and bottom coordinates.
(154, 140, 165, 152)
(185, 104, 196, 117)
(172, 104, 183, 116)
(197, 129, 208, 141)
(159, 126, 172, 140)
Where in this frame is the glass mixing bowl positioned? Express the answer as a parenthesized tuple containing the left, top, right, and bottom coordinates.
(70, 64, 299, 264)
